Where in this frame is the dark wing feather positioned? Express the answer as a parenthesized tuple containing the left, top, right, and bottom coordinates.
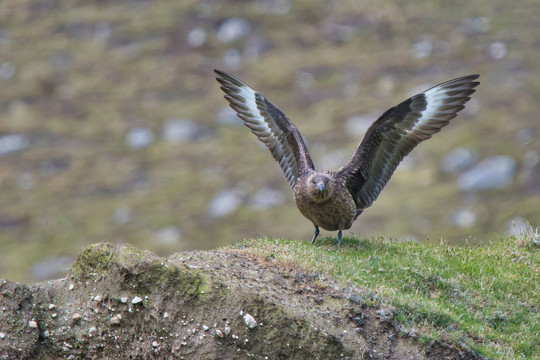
(215, 69, 315, 188)
(337, 74, 480, 212)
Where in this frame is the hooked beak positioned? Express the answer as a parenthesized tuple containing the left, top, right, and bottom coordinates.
(317, 183, 325, 192)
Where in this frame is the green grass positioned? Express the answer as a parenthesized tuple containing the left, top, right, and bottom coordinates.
(229, 230, 539, 359)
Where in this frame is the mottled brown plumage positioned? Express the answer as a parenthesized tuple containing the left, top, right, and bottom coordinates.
(215, 69, 480, 246)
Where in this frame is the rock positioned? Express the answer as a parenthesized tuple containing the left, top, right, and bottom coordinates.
(126, 127, 154, 149)
(187, 27, 207, 48)
(112, 206, 132, 225)
(243, 313, 257, 329)
(216, 106, 242, 125)
(448, 208, 477, 228)
(457, 156, 516, 191)
(506, 217, 531, 236)
(412, 38, 433, 59)
(153, 226, 181, 245)
(222, 48, 242, 70)
(94, 22, 111, 40)
(296, 70, 315, 89)
(0, 134, 29, 155)
(441, 147, 476, 173)
(462, 17, 490, 35)
(344, 113, 378, 136)
(0, 62, 16, 80)
(131, 296, 143, 304)
(248, 187, 286, 210)
(16, 172, 34, 190)
(31, 256, 74, 281)
(489, 41, 507, 59)
(207, 188, 244, 218)
(218, 18, 251, 43)
(39, 157, 70, 177)
(161, 118, 209, 144)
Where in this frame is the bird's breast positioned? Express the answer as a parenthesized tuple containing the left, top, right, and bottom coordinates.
(293, 183, 356, 231)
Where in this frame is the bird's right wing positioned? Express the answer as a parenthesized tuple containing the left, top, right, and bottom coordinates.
(215, 69, 315, 188)
(337, 74, 480, 211)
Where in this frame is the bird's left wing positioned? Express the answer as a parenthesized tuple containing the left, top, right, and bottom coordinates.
(337, 74, 480, 212)
(215, 69, 315, 188)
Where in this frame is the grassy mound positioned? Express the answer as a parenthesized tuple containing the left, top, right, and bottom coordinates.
(230, 231, 539, 359)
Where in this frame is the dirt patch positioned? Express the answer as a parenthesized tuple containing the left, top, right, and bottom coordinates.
(0, 243, 480, 359)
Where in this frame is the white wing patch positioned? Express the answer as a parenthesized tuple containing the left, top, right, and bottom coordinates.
(216, 70, 304, 188)
(413, 86, 447, 130)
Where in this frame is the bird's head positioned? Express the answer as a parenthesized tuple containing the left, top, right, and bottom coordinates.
(306, 173, 333, 202)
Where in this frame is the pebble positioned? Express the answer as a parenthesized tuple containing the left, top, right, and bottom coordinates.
(224, 326, 231, 335)
(120, 297, 128, 303)
(243, 313, 257, 329)
(94, 295, 102, 302)
(72, 313, 82, 322)
(0, 332, 5, 339)
(28, 320, 38, 328)
(131, 296, 143, 304)
(110, 316, 121, 325)
(215, 329, 224, 338)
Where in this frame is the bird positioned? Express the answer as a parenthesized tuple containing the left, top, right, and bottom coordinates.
(215, 69, 480, 247)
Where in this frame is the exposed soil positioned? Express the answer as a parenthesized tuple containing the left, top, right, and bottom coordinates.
(0, 243, 480, 359)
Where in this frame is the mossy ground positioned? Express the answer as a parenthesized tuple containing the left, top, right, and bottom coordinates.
(229, 231, 539, 359)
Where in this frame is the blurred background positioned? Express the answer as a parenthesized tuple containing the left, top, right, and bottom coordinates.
(1, 0, 539, 283)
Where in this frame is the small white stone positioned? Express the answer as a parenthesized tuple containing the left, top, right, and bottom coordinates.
(152, 341, 159, 347)
(224, 326, 231, 335)
(243, 313, 257, 329)
(120, 297, 128, 303)
(131, 296, 143, 304)
(202, 325, 209, 331)
(28, 320, 38, 328)
(163, 312, 169, 318)
(93, 295, 102, 302)
(72, 313, 82, 322)
(51, 313, 57, 318)
(215, 329, 224, 338)
(110, 316, 120, 325)
(0, 332, 5, 339)
(68, 284, 75, 290)
(48, 304, 55, 310)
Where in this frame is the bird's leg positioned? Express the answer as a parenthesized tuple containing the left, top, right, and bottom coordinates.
(310, 226, 320, 244)
(337, 230, 343, 248)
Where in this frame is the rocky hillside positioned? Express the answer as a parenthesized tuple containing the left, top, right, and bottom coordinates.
(0, 243, 480, 359)
(1, 0, 539, 283)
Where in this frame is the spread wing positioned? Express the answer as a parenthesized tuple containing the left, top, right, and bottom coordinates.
(337, 74, 480, 212)
(215, 69, 315, 189)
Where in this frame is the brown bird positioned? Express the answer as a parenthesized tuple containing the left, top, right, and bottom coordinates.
(215, 69, 479, 247)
